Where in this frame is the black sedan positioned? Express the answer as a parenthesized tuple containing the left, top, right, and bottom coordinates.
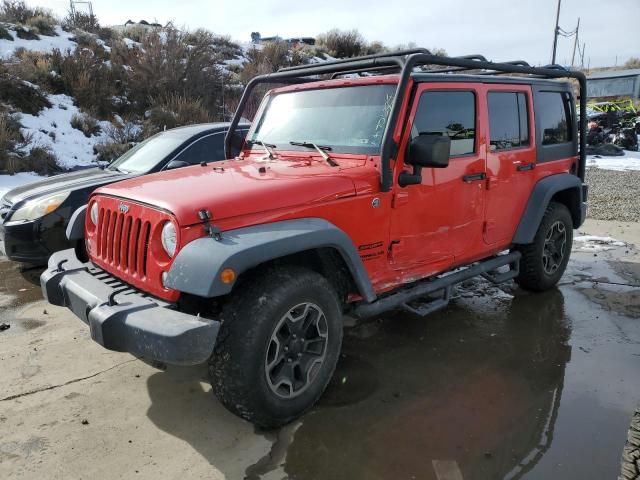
(0, 122, 248, 264)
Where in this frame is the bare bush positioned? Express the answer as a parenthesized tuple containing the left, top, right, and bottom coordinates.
(63, 11, 99, 33)
(316, 29, 366, 58)
(51, 48, 115, 117)
(0, 72, 51, 113)
(0, 0, 56, 24)
(25, 14, 56, 36)
(624, 57, 640, 69)
(70, 113, 101, 137)
(143, 93, 211, 136)
(111, 27, 223, 118)
(9, 50, 52, 86)
(15, 24, 37, 39)
(0, 113, 20, 173)
(94, 141, 131, 163)
(0, 23, 12, 40)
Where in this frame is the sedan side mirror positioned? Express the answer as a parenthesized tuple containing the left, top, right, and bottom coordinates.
(398, 135, 451, 187)
(408, 134, 451, 168)
(165, 160, 189, 170)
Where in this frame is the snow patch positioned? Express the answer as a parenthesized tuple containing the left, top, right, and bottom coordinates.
(0, 172, 44, 199)
(587, 150, 640, 171)
(0, 25, 77, 60)
(18, 93, 110, 169)
(573, 234, 626, 252)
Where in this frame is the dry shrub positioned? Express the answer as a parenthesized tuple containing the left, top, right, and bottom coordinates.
(625, 58, 640, 69)
(93, 141, 131, 163)
(25, 14, 56, 36)
(51, 48, 115, 117)
(112, 27, 223, 117)
(0, 73, 51, 113)
(143, 93, 211, 136)
(316, 29, 365, 58)
(0, 0, 55, 24)
(9, 50, 52, 86)
(0, 23, 12, 40)
(0, 113, 20, 173)
(15, 24, 37, 39)
(63, 11, 99, 33)
(19, 146, 58, 174)
(70, 112, 100, 137)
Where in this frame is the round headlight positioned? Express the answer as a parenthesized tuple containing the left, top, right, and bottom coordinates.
(161, 221, 177, 257)
(90, 203, 99, 225)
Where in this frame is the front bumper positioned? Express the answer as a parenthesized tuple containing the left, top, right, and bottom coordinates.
(0, 219, 53, 264)
(41, 249, 219, 365)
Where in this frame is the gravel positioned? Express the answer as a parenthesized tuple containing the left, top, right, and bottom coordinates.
(585, 167, 640, 222)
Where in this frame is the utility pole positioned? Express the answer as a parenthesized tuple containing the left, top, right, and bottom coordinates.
(571, 17, 580, 68)
(551, 0, 562, 65)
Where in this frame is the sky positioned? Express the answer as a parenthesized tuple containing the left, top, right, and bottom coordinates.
(28, 0, 639, 68)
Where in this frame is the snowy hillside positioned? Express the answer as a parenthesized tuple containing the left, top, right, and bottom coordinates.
(0, 25, 77, 59)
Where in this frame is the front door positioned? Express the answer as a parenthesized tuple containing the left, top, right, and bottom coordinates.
(389, 83, 487, 277)
(483, 85, 536, 245)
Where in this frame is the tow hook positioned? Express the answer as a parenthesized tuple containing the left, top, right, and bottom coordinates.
(198, 209, 222, 241)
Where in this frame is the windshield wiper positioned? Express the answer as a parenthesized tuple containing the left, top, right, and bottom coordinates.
(247, 140, 277, 159)
(289, 141, 338, 167)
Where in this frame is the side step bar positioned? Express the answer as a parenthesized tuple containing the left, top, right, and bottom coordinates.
(352, 251, 521, 318)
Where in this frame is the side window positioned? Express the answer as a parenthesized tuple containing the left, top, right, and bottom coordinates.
(412, 91, 476, 156)
(488, 92, 530, 150)
(175, 133, 225, 165)
(538, 92, 573, 145)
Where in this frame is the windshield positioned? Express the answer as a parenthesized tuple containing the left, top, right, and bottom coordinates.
(108, 133, 186, 173)
(249, 84, 396, 155)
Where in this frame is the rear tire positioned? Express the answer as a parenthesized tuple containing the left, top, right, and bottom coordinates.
(620, 405, 640, 480)
(515, 202, 573, 292)
(209, 266, 343, 428)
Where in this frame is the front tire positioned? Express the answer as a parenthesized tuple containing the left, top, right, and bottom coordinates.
(515, 202, 573, 292)
(209, 266, 343, 428)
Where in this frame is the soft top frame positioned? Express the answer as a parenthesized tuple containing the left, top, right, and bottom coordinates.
(225, 48, 587, 189)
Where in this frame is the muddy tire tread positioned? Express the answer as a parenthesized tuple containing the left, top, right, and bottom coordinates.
(209, 265, 342, 429)
(620, 407, 640, 480)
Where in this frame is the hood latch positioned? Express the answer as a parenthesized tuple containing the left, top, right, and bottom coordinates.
(198, 209, 221, 241)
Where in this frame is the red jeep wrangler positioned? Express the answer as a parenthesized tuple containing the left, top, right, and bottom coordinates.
(41, 49, 588, 427)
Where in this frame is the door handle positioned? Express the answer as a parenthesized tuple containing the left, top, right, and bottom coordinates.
(462, 172, 487, 182)
(516, 163, 535, 172)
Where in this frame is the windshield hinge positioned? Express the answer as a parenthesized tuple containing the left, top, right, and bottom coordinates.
(198, 209, 221, 241)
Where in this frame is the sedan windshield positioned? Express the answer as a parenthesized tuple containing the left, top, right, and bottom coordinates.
(108, 133, 186, 173)
(249, 84, 396, 155)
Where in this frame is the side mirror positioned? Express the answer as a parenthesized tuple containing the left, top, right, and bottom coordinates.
(407, 134, 451, 168)
(398, 135, 451, 187)
(165, 160, 189, 170)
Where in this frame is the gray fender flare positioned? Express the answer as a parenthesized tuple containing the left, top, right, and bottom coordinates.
(165, 218, 377, 302)
(512, 173, 584, 244)
(66, 205, 87, 241)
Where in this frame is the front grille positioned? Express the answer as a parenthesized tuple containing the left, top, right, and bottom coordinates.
(95, 206, 151, 279)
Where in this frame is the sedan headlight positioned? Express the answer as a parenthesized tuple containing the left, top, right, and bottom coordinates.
(8, 191, 70, 223)
(161, 221, 177, 257)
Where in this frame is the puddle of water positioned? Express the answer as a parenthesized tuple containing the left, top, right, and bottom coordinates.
(0, 257, 46, 333)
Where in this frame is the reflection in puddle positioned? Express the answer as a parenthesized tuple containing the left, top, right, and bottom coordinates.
(282, 289, 572, 480)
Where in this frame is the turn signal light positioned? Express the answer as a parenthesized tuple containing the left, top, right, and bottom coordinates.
(220, 268, 236, 284)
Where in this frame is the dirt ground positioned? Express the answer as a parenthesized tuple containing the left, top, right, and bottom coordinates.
(1, 219, 639, 480)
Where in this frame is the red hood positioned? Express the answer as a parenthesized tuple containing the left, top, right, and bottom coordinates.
(94, 154, 372, 226)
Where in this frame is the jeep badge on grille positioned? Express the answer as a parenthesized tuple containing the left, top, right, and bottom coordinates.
(119, 203, 129, 214)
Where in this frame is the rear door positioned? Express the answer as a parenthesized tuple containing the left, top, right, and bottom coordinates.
(389, 83, 486, 274)
(483, 85, 536, 245)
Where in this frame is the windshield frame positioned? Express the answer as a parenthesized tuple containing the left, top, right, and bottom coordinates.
(245, 81, 398, 157)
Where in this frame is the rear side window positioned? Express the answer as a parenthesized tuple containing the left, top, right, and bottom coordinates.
(412, 91, 476, 156)
(537, 92, 573, 145)
(175, 133, 225, 165)
(488, 92, 529, 150)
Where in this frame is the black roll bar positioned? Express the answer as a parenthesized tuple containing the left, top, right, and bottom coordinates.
(225, 50, 587, 189)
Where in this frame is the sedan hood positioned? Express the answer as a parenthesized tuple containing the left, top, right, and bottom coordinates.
(3, 168, 129, 205)
(94, 156, 365, 226)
